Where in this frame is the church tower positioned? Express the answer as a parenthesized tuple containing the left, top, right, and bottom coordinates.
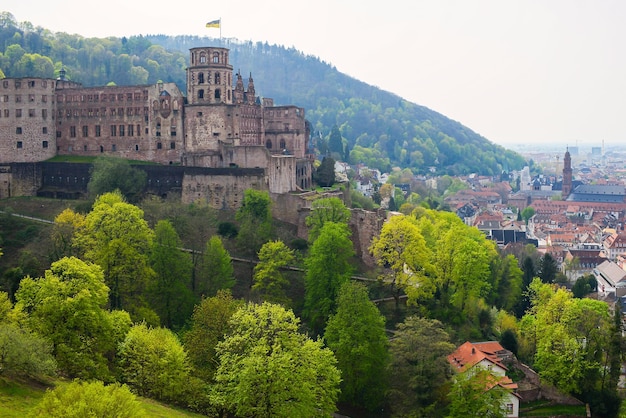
(562, 147, 573, 198)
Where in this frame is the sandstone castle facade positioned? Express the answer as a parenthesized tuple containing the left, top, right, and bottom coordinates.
(0, 46, 313, 202)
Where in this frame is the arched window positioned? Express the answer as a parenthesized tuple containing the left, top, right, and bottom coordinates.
(198, 73, 204, 84)
(200, 53, 207, 63)
(266, 140, 272, 149)
(213, 52, 219, 63)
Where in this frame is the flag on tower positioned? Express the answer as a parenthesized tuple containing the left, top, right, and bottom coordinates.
(206, 19, 221, 29)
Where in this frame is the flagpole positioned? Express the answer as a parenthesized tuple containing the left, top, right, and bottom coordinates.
(220, 17, 222, 39)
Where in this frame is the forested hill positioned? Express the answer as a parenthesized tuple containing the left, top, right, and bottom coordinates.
(0, 11, 526, 175)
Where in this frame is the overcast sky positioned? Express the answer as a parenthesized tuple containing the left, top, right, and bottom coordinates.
(4, 1, 626, 150)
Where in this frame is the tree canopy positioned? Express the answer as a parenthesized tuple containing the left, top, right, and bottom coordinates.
(211, 302, 341, 418)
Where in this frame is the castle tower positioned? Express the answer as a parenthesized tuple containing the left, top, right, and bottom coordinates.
(562, 147, 573, 198)
(247, 73, 256, 105)
(233, 71, 244, 104)
(187, 47, 233, 105)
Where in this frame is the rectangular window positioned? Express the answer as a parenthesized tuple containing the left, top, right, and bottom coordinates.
(42, 109, 47, 118)
(119, 125, 125, 137)
(28, 94, 35, 102)
(127, 93, 133, 101)
(128, 124, 134, 137)
(157, 142, 162, 149)
(3, 109, 8, 117)
(170, 142, 175, 149)
(42, 95, 47, 102)
(42, 127, 48, 134)
(112, 144, 116, 151)
(15, 95, 22, 103)
(70, 126, 76, 137)
(82, 126, 88, 137)
(16, 109, 22, 117)
(95, 125, 101, 137)
(111, 125, 116, 136)
(16, 127, 22, 134)
(28, 80, 35, 88)
(42, 140, 48, 148)
(17, 141, 23, 149)
(56, 131, 61, 138)
(506, 404, 513, 414)
(29, 109, 36, 117)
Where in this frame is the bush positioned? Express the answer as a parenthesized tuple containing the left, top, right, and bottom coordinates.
(0, 323, 57, 379)
(29, 380, 145, 418)
(217, 221, 238, 238)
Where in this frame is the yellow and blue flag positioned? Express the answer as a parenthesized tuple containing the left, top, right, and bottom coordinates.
(206, 19, 221, 29)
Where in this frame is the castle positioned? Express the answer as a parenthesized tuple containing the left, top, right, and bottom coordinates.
(0, 46, 313, 203)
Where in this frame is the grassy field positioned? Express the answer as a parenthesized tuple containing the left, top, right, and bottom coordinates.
(0, 377, 206, 417)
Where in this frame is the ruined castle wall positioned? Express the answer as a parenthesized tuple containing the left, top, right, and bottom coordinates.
(0, 78, 57, 164)
(5, 163, 43, 197)
(268, 155, 296, 194)
(184, 105, 235, 155)
(55, 83, 184, 165)
(271, 189, 385, 266)
(182, 167, 267, 210)
(263, 105, 307, 159)
(348, 208, 386, 266)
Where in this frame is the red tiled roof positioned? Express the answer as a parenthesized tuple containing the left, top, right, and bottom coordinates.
(447, 341, 508, 372)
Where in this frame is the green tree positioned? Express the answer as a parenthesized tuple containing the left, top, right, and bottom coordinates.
(184, 290, 243, 382)
(74, 191, 156, 318)
(15, 257, 131, 380)
(314, 156, 336, 187)
(235, 189, 273, 256)
(29, 380, 146, 418)
(88, 156, 147, 202)
(328, 124, 344, 159)
(370, 214, 434, 309)
(521, 206, 535, 224)
(522, 279, 612, 396)
(324, 281, 388, 411)
(305, 196, 351, 242)
(387, 316, 455, 417)
(149, 220, 194, 329)
(303, 222, 355, 334)
(489, 254, 523, 312)
(118, 323, 190, 403)
(199, 235, 235, 298)
(447, 368, 509, 418)
(0, 323, 57, 379)
(211, 302, 341, 418)
(252, 240, 295, 305)
(538, 253, 558, 284)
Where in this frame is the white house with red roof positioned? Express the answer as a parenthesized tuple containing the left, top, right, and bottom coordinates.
(447, 341, 521, 417)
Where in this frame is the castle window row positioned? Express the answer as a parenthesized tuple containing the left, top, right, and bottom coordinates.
(63, 124, 143, 138)
(57, 107, 149, 119)
(2, 80, 48, 89)
(56, 91, 148, 103)
(0, 95, 49, 103)
(0, 108, 49, 118)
